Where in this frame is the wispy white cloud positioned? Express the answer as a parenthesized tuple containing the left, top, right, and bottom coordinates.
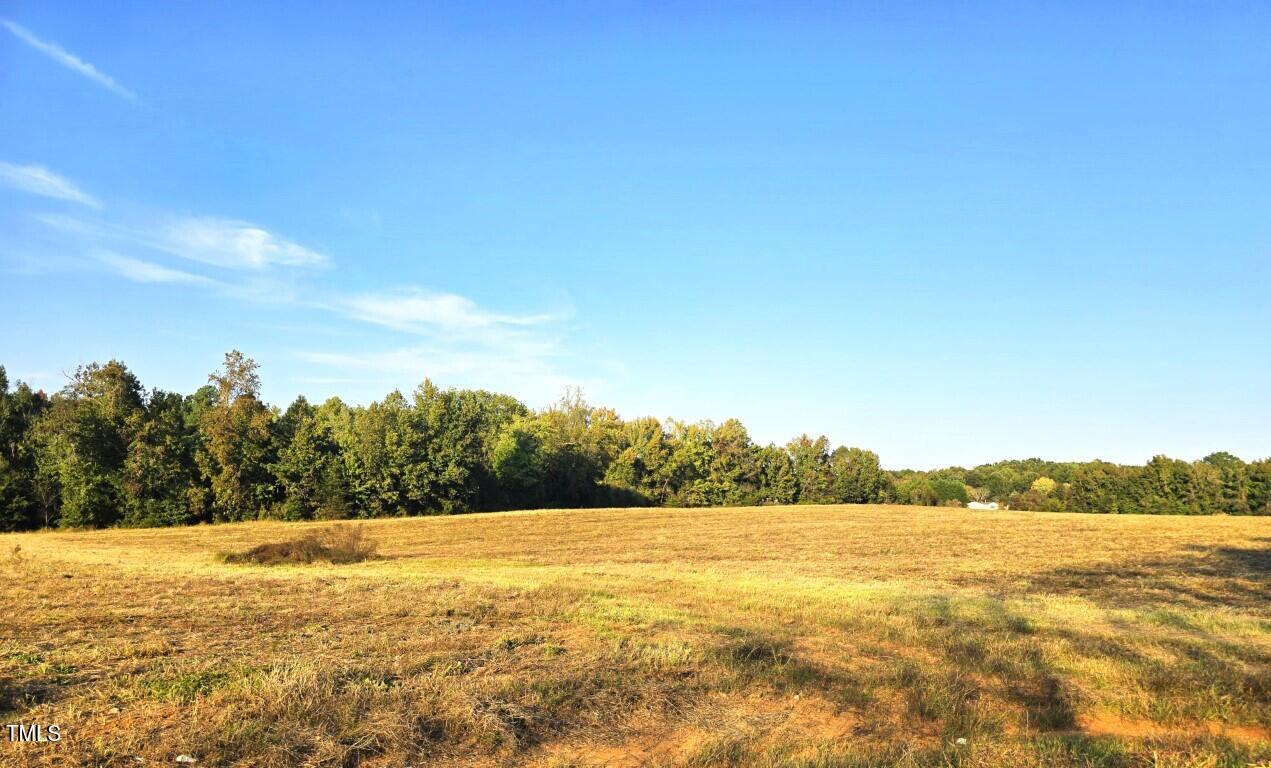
(331, 288, 569, 390)
(34, 212, 329, 272)
(292, 284, 577, 401)
(18, 187, 584, 401)
(0, 162, 101, 207)
(343, 288, 555, 334)
(2, 19, 136, 100)
(93, 251, 217, 285)
(300, 287, 577, 403)
(162, 217, 329, 270)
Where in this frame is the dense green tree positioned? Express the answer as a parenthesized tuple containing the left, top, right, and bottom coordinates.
(272, 395, 313, 454)
(893, 474, 936, 506)
(708, 419, 763, 505)
(197, 351, 275, 521)
(533, 389, 620, 507)
(788, 435, 833, 504)
(660, 420, 715, 506)
(403, 380, 525, 513)
(0, 368, 48, 530)
(755, 444, 798, 504)
(1066, 461, 1137, 514)
(1139, 455, 1196, 515)
(39, 361, 146, 528)
(982, 466, 1022, 498)
(828, 446, 890, 504)
(604, 417, 672, 504)
(343, 391, 413, 517)
(121, 390, 200, 526)
(1202, 452, 1251, 515)
(314, 397, 357, 452)
(1, 353, 1266, 528)
(491, 417, 547, 506)
(1244, 459, 1271, 516)
(271, 397, 351, 520)
(930, 477, 970, 505)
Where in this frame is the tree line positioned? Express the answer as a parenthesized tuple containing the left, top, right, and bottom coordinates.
(0, 352, 1267, 530)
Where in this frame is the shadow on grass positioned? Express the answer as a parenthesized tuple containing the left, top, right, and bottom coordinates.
(0, 674, 67, 719)
(1214, 540, 1271, 575)
(916, 596, 1077, 734)
(710, 628, 873, 707)
(1029, 543, 1271, 610)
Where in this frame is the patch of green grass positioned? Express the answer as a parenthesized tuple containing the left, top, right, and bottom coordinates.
(6, 649, 43, 665)
(496, 632, 544, 651)
(140, 669, 235, 702)
(542, 642, 567, 658)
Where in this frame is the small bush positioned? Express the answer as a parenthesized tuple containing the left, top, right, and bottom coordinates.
(222, 524, 379, 565)
(713, 630, 791, 667)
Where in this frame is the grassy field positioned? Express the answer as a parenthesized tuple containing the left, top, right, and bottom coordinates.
(1, 505, 1268, 767)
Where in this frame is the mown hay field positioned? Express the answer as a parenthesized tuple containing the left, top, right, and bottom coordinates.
(1, 505, 1268, 767)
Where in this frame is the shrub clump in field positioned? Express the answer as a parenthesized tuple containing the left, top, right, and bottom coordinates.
(222, 524, 379, 565)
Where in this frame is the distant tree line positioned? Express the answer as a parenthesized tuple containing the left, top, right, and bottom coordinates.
(1, 353, 1267, 530)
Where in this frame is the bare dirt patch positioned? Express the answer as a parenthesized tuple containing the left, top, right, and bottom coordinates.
(1077, 712, 1271, 745)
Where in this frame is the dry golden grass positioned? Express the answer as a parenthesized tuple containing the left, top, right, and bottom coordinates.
(1, 504, 1268, 767)
(220, 524, 379, 566)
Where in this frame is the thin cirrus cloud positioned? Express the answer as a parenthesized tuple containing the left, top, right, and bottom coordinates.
(35, 208, 566, 381)
(160, 217, 330, 271)
(343, 289, 558, 335)
(15, 169, 579, 398)
(333, 289, 566, 370)
(93, 251, 218, 286)
(36, 212, 330, 273)
(309, 289, 576, 403)
(1, 19, 136, 101)
(91, 250, 302, 308)
(0, 161, 101, 208)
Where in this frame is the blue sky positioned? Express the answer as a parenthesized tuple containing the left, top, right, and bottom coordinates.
(2, 1, 1268, 469)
